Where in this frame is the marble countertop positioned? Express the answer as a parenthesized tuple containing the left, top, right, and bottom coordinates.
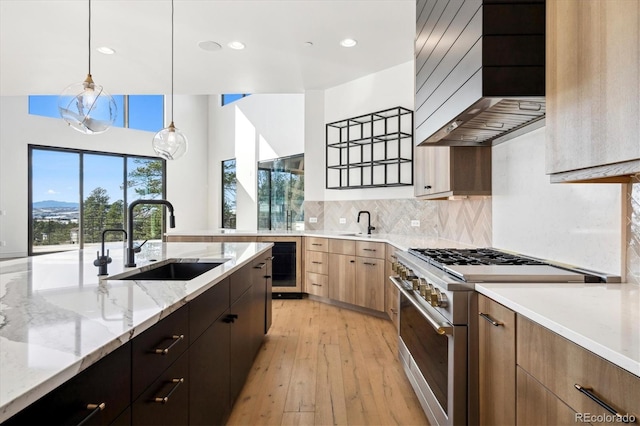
(166, 229, 475, 252)
(476, 282, 640, 377)
(0, 241, 273, 421)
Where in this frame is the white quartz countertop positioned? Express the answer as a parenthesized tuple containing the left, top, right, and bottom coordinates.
(475, 282, 640, 377)
(0, 241, 273, 421)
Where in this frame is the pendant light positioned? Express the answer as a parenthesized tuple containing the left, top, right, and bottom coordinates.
(152, 0, 188, 160)
(58, 0, 117, 134)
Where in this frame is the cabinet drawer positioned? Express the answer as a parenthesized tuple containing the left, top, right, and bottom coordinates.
(4, 342, 131, 426)
(329, 238, 355, 255)
(132, 306, 189, 400)
(386, 244, 396, 263)
(306, 272, 328, 297)
(356, 241, 385, 259)
(517, 315, 640, 422)
(131, 350, 189, 426)
(516, 366, 578, 426)
(306, 237, 328, 252)
(230, 262, 252, 303)
(305, 251, 328, 274)
(189, 278, 230, 343)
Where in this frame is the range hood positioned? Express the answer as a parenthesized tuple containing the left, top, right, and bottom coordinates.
(422, 97, 546, 146)
(415, 0, 545, 147)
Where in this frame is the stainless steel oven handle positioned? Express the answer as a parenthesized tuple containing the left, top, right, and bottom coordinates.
(389, 276, 453, 336)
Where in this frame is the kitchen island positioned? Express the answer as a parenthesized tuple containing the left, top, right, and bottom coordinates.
(0, 241, 273, 423)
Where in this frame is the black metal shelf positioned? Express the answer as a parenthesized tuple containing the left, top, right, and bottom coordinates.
(326, 106, 413, 189)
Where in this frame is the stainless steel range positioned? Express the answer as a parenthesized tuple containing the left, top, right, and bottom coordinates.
(390, 247, 615, 426)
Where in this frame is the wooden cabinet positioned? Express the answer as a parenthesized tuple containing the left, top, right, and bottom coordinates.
(304, 237, 329, 296)
(328, 253, 356, 304)
(517, 315, 640, 425)
(546, 0, 640, 183)
(516, 367, 578, 426)
(414, 145, 491, 199)
(4, 342, 132, 426)
(326, 239, 385, 312)
(385, 244, 399, 329)
(131, 351, 189, 426)
(477, 295, 516, 426)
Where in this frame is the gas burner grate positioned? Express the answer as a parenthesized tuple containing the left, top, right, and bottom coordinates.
(408, 248, 546, 269)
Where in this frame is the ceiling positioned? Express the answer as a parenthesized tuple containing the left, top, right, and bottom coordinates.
(0, 0, 415, 96)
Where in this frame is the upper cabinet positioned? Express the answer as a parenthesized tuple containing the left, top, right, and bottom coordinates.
(414, 0, 545, 147)
(414, 145, 491, 199)
(546, 0, 640, 183)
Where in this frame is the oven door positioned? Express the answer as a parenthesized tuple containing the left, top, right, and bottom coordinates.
(397, 287, 467, 426)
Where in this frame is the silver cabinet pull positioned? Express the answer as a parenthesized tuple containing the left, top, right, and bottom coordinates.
(266, 256, 275, 260)
(254, 262, 266, 269)
(574, 384, 631, 423)
(77, 402, 105, 426)
(154, 378, 185, 404)
(154, 334, 184, 355)
(479, 312, 502, 326)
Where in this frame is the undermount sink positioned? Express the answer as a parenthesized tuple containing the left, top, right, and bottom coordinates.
(113, 259, 225, 281)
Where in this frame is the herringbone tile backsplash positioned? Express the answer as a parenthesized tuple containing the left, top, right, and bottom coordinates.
(304, 197, 492, 247)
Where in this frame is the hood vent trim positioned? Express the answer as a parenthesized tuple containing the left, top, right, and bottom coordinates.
(419, 97, 546, 146)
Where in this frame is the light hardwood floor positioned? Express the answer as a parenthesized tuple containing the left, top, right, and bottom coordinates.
(227, 298, 430, 426)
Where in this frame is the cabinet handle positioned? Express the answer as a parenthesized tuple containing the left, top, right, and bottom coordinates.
(266, 256, 275, 260)
(264, 275, 272, 279)
(350, 260, 355, 263)
(76, 402, 105, 426)
(479, 312, 502, 326)
(363, 248, 376, 252)
(154, 334, 184, 355)
(312, 261, 323, 264)
(311, 243, 323, 246)
(154, 378, 185, 404)
(311, 283, 323, 287)
(390, 308, 398, 314)
(574, 384, 630, 422)
(254, 262, 266, 269)
(364, 262, 376, 266)
(424, 185, 432, 189)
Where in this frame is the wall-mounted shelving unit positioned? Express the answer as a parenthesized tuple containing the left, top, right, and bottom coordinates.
(326, 106, 413, 189)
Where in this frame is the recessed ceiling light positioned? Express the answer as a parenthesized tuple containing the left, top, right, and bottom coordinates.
(228, 41, 246, 50)
(198, 40, 222, 51)
(340, 38, 357, 48)
(96, 46, 115, 55)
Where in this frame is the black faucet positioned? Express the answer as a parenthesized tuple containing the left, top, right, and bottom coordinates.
(126, 199, 176, 267)
(94, 229, 127, 276)
(357, 210, 375, 235)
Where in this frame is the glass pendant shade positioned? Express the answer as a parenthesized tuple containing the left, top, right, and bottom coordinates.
(152, 121, 188, 160)
(58, 74, 117, 134)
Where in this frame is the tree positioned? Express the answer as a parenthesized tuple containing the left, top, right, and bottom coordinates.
(125, 159, 164, 240)
(83, 187, 110, 243)
(222, 159, 237, 228)
(105, 200, 125, 241)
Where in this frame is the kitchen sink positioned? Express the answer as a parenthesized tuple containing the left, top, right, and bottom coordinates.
(113, 259, 225, 281)
(339, 233, 372, 238)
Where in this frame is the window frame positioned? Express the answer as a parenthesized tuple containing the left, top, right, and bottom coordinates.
(28, 144, 167, 255)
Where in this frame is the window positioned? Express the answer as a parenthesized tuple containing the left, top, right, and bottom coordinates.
(222, 159, 237, 229)
(221, 94, 250, 106)
(257, 154, 304, 231)
(28, 95, 164, 132)
(29, 146, 166, 255)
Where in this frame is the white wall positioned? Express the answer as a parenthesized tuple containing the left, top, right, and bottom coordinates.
(208, 94, 305, 229)
(492, 127, 623, 275)
(311, 61, 416, 201)
(0, 95, 209, 257)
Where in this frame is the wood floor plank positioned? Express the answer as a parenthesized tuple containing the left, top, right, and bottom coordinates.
(227, 298, 430, 426)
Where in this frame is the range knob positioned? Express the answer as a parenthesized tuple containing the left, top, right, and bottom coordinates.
(429, 289, 448, 308)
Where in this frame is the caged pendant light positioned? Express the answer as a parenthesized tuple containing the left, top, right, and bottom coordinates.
(152, 0, 188, 160)
(58, 0, 117, 134)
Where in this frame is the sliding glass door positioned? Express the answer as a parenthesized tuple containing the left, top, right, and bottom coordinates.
(257, 154, 304, 231)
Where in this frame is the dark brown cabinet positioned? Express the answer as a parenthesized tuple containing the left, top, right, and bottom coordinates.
(4, 249, 273, 426)
(4, 342, 132, 426)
